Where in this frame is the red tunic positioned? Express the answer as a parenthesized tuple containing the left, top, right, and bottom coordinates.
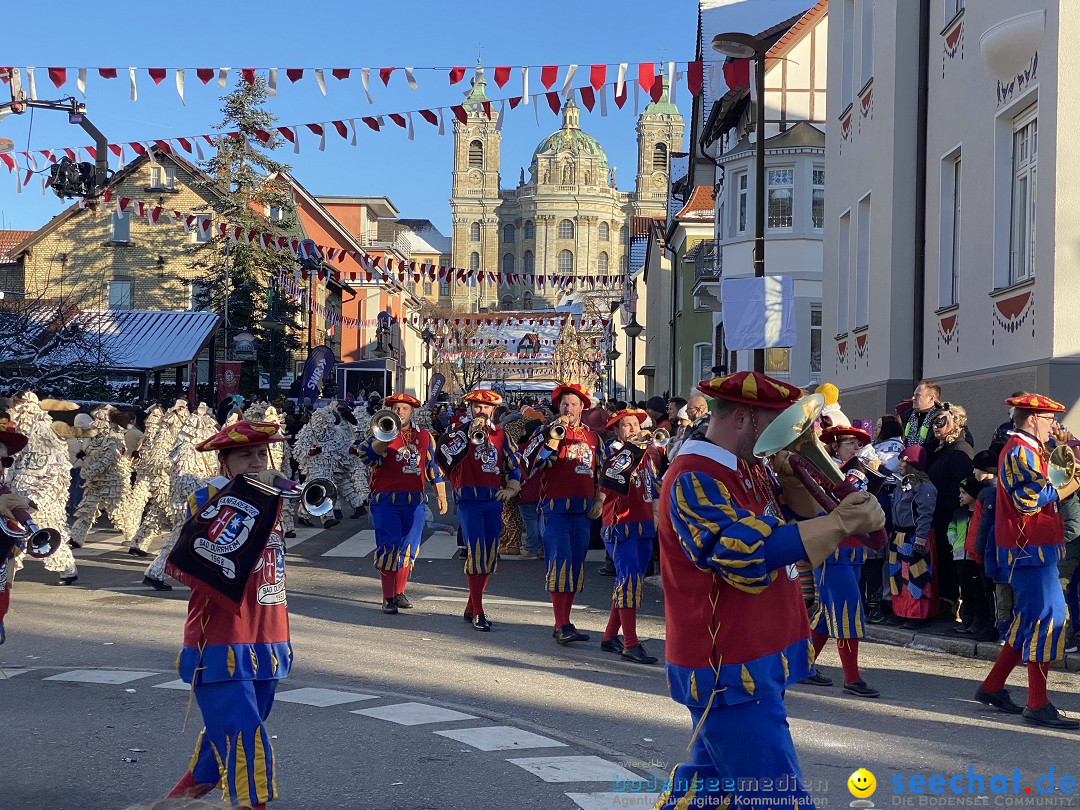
(538, 425, 601, 504)
(602, 444, 658, 527)
(996, 433, 1064, 568)
(449, 424, 509, 498)
(369, 428, 434, 495)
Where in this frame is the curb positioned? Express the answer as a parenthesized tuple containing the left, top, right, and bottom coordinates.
(864, 625, 1080, 671)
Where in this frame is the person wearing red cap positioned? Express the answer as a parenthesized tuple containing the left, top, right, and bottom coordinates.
(887, 444, 939, 629)
(524, 382, 609, 645)
(654, 372, 885, 810)
(975, 393, 1080, 729)
(801, 426, 879, 697)
(0, 419, 32, 644)
(164, 420, 292, 808)
(439, 389, 523, 631)
(597, 408, 660, 664)
(355, 393, 447, 615)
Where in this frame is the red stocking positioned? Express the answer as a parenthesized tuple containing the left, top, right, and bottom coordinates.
(603, 603, 621, 641)
(396, 565, 411, 595)
(618, 608, 639, 649)
(811, 630, 829, 658)
(467, 573, 489, 616)
(550, 591, 574, 629)
(837, 639, 861, 684)
(1026, 661, 1050, 709)
(164, 771, 215, 800)
(379, 571, 396, 601)
(981, 643, 1022, 692)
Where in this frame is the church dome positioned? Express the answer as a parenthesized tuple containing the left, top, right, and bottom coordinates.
(530, 99, 608, 170)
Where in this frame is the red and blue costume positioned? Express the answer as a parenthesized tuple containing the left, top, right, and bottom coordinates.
(656, 373, 817, 810)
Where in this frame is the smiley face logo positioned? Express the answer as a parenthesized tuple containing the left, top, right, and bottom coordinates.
(848, 768, 877, 798)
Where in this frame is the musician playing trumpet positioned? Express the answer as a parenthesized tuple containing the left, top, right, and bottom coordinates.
(355, 393, 447, 615)
(438, 389, 523, 631)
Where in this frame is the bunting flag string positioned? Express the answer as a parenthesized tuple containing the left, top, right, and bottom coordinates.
(0, 75, 686, 179)
(435, 350, 604, 361)
(416, 314, 608, 329)
(0, 62, 702, 106)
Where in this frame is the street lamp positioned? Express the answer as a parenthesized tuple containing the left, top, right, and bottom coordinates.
(421, 327, 435, 394)
(623, 316, 643, 404)
(712, 31, 768, 373)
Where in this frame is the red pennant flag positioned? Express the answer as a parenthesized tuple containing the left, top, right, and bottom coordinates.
(651, 75, 664, 102)
(108, 144, 123, 158)
(579, 86, 595, 111)
(361, 117, 380, 131)
(196, 68, 214, 84)
(722, 59, 749, 91)
(241, 68, 256, 85)
(278, 127, 295, 143)
(451, 105, 467, 124)
(1, 152, 15, 171)
(541, 65, 558, 89)
(64, 148, 76, 161)
(306, 123, 324, 136)
(129, 142, 147, 156)
(98, 68, 118, 79)
(148, 68, 167, 85)
(494, 66, 512, 87)
(449, 66, 467, 85)
(47, 67, 66, 88)
(590, 64, 606, 91)
(286, 68, 304, 83)
(614, 83, 628, 109)
(379, 67, 395, 86)
(638, 63, 655, 94)
(332, 68, 350, 81)
(153, 139, 172, 153)
(687, 60, 704, 96)
(176, 137, 192, 153)
(389, 113, 406, 129)
(482, 101, 492, 119)
(418, 108, 439, 126)
(253, 129, 272, 144)
(546, 91, 560, 114)
(331, 120, 348, 138)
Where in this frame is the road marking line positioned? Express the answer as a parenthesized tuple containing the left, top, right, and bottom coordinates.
(275, 687, 379, 707)
(98, 584, 189, 593)
(0, 668, 31, 679)
(350, 701, 476, 726)
(420, 595, 591, 610)
(417, 533, 459, 559)
(45, 669, 160, 685)
(566, 791, 662, 809)
(284, 525, 323, 549)
(321, 529, 376, 558)
(435, 725, 567, 751)
(153, 679, 191, 690)
(507, 755, 640, 784)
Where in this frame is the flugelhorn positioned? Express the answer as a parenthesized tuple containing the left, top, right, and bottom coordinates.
(469, 417, 489, 445)
(651, 428, 671, 448)
(371, 409, 401, 443)
(1048, 445, 1077, 489)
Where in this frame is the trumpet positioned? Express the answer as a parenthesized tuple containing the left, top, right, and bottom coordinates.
(1048, 445, 1077, 489)
(0, 489, 63, 559)
(469, 417, 489, 445)
(252, 475, 338, 519)
(633, 429, 670, 448)
(548, 420, 567, 441)
(371, 409, 401, 443)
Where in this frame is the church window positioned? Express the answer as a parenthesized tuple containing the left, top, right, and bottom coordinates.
(503, 223, 515, 243)
(524, 220, 535, 240)
(598, 252, 609, 271)
(502, 253, 515, 273)
(620, 225, 629, 246)
(523, 250, 534, 274)
(470, 252, 480, 271)
(599, 222, 610, 241)
(558, 219, 574, 239)
(469, 140, 484, 169)
(620, 254, 628, 272)
(558, 249, 574, 273)
(523, 291, 533, 310)
(653, 143, 668, 171)
(470, 221, 481, 241)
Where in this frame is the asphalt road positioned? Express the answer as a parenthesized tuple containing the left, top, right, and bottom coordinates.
(4, 518, 1080, 810)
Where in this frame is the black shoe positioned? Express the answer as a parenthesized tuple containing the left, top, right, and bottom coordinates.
(621, 643, 658, 665)
(453, 548, 468, 560)
(885, 613, 906, 626)
(902, 619, 934, 630)
(843, 680, 881, 698)
(323, 518, 340, 529)
(382, 599, 399, 615)
(351, 506, 368, 518)
(554, 624, 589, 645)
(127, 547, 148, 558)
(463, 610, 473, 623)
(473, 613, 492, 631)
(597, 563, 616, 577)
(143, 576, 172, 592)
(1023, 702, 1080, 729)
(600, 636, 625, 655)
(284, 531, 296, 538)
(800, 670, 833, 687)
(68, 539, 82, 550)
(974, 686, 1023, 714)
(56, 575, 78, 586)
(394, 593, 413, 609)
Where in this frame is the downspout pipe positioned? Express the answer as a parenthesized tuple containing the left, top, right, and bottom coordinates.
(912, 0, 931, 385)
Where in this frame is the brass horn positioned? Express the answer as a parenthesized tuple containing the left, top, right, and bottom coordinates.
(469, 417, 488, 445)
(651, 428, 671, 448)
(753, 394, 843, 485)
(1049, 445, 1077, 489)
(548, 421, 567, 441)
(261, 475, 337, 518)
(5, 500, 62, 559)
(371, 409, 401, 443)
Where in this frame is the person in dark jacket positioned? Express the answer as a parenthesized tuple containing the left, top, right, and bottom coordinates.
(925, 403, 974, 614)
(888, 446, 939, 628)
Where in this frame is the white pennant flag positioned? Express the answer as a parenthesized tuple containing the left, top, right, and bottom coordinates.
(347, 119, 357, 146)
(599, 84, 608, 117)
(522, 66, 529, 104)
(128, 67, 137, 101)
(404, 67, 417, 90)
(317, 124, 326, 151)
(314, 69, 326, 96)
(533, 96, 540, 126)
(291, 126, 300, 154)
(668, 61, 676, 102)
(217, 68, 229, 88)
(268, 68, 277, 96)
(175, 68, 185, 106)
(77, 67, 87, 98)
(406, 111, 414, 140)
(194, 138, 204, 161)
(437, 107, 445, 136)
(26, 66, 37, 100)
(495, 100, 506, 132)
(562, 64, 577, 98)
(360, 68, 374, 103)
(616, 63, 627, 98)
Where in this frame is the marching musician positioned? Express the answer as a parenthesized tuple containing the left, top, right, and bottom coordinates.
(355, 393, 447, 615)
(164, 420, 293, 809)
(0, 419, 31, 644)
(597, 408, 660, 665)
(437, 389, 523, 631)
(976, 393, 1080, 729)
(655, 373, 884, 810)
(525, 382, 608, 646)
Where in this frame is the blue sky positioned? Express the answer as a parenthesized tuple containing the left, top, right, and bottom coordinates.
(0, 0, 809, 234)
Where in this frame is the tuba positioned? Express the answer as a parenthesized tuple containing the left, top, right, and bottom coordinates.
(371, 409, 401, 443)
(754, 394, 887, 551)
(469, 417, 489, 445)
(1048, 445, 1077, 489)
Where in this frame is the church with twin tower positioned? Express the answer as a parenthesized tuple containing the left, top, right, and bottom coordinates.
(449, 62, 684, 311)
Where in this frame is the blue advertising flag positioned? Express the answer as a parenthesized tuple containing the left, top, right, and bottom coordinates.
(300, 345, 336, 402)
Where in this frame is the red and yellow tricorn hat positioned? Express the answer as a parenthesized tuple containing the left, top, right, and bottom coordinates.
(384, 393, 422, 408)
(551, 382, 592, 408)
(1005, 393, 1065, 413)
(464, 389, 503, 406)
(195, 420, 286, 453)
(697, 371, 801, 411)
(820, 426, 872, 447)
(604, 408, 648, 431)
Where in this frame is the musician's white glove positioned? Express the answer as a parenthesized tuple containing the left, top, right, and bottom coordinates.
(587, 497, 604, 520)
(495, 480, 521, 503)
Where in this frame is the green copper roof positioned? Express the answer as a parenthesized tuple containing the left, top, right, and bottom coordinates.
(530, 99, 608, 168)
(643, 76, 679, 116)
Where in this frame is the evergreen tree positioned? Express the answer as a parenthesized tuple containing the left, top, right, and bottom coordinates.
(191, 76, 303, 397)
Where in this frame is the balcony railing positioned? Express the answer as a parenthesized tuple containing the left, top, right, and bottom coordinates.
(691, 240, 721, 279)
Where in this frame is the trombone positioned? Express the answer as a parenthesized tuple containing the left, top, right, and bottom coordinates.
(370, 409, 401, 443)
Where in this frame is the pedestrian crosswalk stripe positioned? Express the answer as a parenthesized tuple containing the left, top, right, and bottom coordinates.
(0, 668, 31, 679)
(74, 532, 129, 558)
(350, 701, 476, 726)
(566, 791, 661, 809)
(420, 595, 591, 610)
(435, 725, 567, 751)
(416, 533, 459, 559)
(507, 755, 640, 784)
(153, 679, 192, 690)
(284, 525, 323, 549)
(45, 669, 160, 685)
(321, 529, 377, 558)
(275, 687, 378, 707)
